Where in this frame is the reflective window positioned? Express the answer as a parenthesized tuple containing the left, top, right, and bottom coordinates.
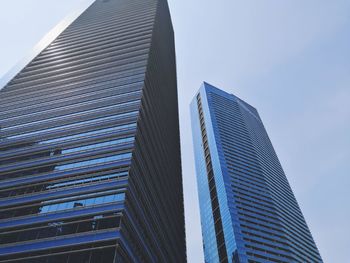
(42, 123, 136, 144)
(61, 137, 134, 154)
(0, 153, 132, 182)
(3, 100, 139, 131)
(47, 171, 128, 190)
(6, 244, 117, 263)
(56, 152, 132, 170)
(0, 191, 125, 220)
(6, 110, 138, 139)
(40, 192, 125, 214)
(1, 171, 128, 198)
(3, 90, 141, 122)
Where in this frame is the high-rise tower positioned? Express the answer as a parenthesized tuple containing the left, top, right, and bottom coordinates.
(190, 82, 322, 263)
(0, 0, 186, 262)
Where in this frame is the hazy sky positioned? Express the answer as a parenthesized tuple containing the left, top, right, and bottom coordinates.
(0, 1, 349, 262)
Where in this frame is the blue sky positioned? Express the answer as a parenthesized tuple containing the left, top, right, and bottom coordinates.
(0, 1, 349, 262)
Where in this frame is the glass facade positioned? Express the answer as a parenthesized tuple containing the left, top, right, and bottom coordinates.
(0, 0, 185, 262)
(191, 82, 323, 263)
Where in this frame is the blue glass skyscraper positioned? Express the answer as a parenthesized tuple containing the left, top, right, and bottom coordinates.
(191, 82, 322, 263)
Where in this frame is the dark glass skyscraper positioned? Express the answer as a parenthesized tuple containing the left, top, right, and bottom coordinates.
(0, 0, 185, 262)
(191, 82, 322, 263)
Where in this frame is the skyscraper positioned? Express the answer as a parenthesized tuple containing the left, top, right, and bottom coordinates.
(0, 0, 186, 262)
(191, 82, 322, 263)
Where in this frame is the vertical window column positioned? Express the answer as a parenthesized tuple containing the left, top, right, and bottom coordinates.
(196, 94, 228, 263)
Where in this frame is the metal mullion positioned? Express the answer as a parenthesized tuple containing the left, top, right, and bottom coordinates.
(0, 244, 118, 263)
(11, 52, 148, 87)
(2, 100, 140, 133)
(7, 57, 147, 91)
(1, 84, 142, 118)
(0, 128, 136, 163)
(2, 111, 138, 144)
(0, 71, 145, 105)
(30, 31, 150, 69)
(0, 163, 130, 194)
(55, 8, 156, 42)
(40, 19, 154, 59)
(63, 2, 155, 32)
(45, 13, 154, 53)
(2, 91, 141, 124)
(21, 40, 149, 77)
(59, 3, 156, 36)
(16, 47, 149, 84)
(0, 183, 124, 212)
(0, 185, 124, 213)
(0, 145, 132, 177)
(1, 214, 120, 240)
(0, 168, 129, 199)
